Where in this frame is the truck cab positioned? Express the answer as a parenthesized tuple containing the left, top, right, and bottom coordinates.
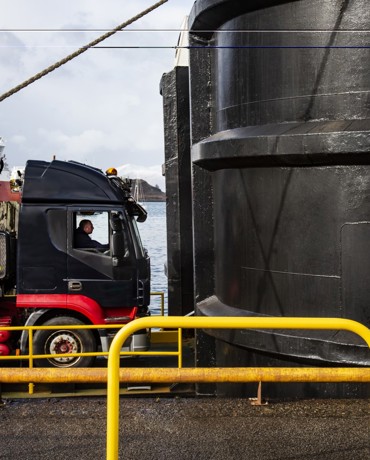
(0, 159, 151, 367)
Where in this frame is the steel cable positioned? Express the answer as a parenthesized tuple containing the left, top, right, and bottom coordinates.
(0, 0, 168, 103)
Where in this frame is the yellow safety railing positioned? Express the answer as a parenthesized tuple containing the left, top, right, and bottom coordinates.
(106, 316, 370, 460)
(150, 291, 165, 316)
(0, 321, 182, 394)
(0, 323, 182, 365)
(0, 324, 183, 395)
(0, 366, 369, 385)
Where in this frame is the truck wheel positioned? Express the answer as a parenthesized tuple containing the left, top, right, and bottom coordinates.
(33, 317, 96, 368)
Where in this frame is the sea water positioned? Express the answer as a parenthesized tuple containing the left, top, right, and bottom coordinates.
(138, 202, 168, 315)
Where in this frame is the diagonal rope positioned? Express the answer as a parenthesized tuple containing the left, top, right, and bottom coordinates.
(0, 0, 168, 103)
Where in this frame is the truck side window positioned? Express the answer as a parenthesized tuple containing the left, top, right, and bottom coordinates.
(74, 212, 109, 251)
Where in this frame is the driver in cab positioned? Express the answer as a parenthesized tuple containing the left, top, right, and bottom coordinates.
(74, 219, 109, 250)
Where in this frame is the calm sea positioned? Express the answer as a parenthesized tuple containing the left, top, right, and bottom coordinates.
(138, 202, 168, 315)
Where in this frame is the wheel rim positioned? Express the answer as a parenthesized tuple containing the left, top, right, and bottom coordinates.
(44, 330, 82, 367)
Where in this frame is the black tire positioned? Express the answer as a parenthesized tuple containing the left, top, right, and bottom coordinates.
(33, 316, 96, 368)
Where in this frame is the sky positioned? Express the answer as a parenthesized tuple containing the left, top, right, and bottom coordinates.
(0, 0, 195, 190)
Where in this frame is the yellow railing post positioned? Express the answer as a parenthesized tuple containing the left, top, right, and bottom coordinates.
(150, 291, 165, 316)
(28, 327, 34, 394)
(106, 316, 370, 460)
(178, 328, 182, 368)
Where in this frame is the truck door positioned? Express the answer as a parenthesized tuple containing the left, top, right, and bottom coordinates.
(66, 207, 139, 308)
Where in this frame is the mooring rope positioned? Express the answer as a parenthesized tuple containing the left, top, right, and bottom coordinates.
(0, 0, 168, 103)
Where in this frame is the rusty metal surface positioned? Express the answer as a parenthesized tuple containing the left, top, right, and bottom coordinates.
(1, 366, 370, 384)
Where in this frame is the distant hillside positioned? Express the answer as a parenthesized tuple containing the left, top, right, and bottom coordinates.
(132, 179, 166, 202)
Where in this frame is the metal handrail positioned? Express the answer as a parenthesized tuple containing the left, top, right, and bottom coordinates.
(0, 323, 182, 365)
(106, 316, 370, 460)
(1, 366, 369, 384)
(150, 291, 165, 316)
(0, 320, 183, 394)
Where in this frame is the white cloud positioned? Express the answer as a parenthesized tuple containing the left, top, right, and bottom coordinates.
(10, 134, 27, 145)
(0, 0, 195, 184)
(38, 128, 106, 160)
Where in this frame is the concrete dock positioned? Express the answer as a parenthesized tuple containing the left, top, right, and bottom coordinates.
(0, 397, 368, 459)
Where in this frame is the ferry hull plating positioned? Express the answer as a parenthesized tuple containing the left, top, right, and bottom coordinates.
(162, 0, 370, 397)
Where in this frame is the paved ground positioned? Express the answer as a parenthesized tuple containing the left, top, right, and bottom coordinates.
(0, 396, 369, 460)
